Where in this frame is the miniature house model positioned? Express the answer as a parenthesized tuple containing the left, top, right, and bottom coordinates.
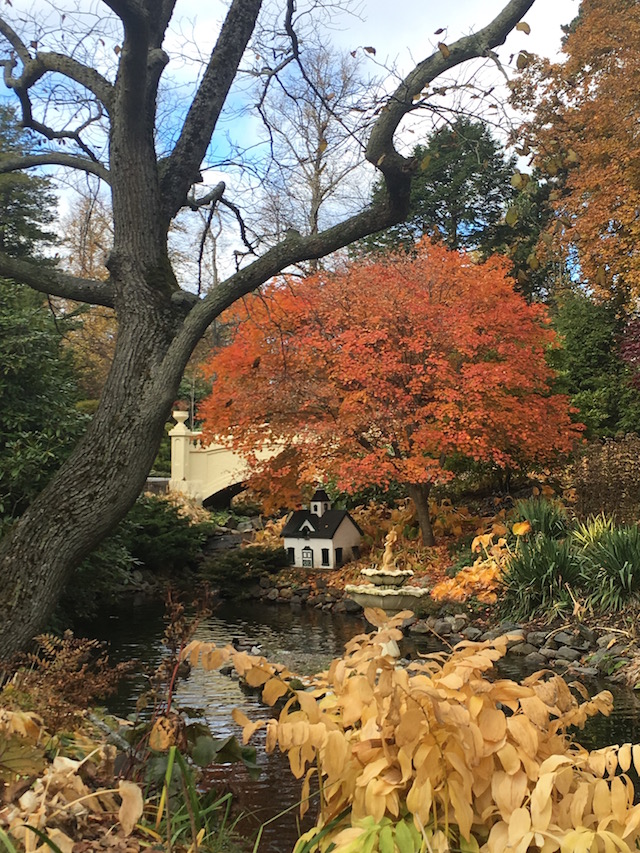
(282, 489, 362, 569)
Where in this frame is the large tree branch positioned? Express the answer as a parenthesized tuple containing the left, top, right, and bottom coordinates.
(146, 0, 178, 49)
(367, 0, 536, 176)
(0, 16, 29, 66)
(0, 254, 115, 307)
(0, 17, 115, 111)
(165, 192, 407, 374)
(159, 0, 263, 220)
(101, 0, 146, 29)
(0, 153, 110, 183)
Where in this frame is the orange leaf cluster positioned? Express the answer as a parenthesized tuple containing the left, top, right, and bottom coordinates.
(515, 0, 640, 298)
(199, 243, 580, 505)
(431, 557, 502, 605)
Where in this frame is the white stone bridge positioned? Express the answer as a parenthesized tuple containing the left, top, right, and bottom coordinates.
(168, 411, 275, 504)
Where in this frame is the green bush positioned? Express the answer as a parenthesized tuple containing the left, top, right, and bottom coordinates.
(55, 525, 141, 625)
(121, 495, 214, 573)
(512, 496, 571, 540)
(583, 525, 640, 611)
(199, 545, 288, 597)
(500, 534, 584, 620)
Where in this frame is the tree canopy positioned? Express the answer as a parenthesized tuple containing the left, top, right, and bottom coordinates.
(0, 106, 57, 259)
(549, 290, 640, 438)
(514, 0, 640, 300)
(199, 243, 581, 543)
(0, 109, 84, 529)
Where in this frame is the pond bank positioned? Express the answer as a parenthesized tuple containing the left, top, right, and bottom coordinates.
(230, 564, 640, 688)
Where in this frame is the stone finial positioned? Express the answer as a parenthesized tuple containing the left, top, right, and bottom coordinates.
(169, 410, 190, 435)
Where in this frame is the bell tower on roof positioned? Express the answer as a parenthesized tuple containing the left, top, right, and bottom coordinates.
(310, 488, 331, 517)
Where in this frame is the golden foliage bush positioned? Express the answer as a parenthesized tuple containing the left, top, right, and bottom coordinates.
(431, 525, 510, 605)
(0, 708, 144, 850)
(186, 610, 640, 853)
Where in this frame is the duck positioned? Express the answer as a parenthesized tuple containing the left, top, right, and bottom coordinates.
(232, 637, 263, 656)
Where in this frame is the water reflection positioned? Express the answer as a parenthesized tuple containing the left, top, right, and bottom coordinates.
(87, 599, 366, 852)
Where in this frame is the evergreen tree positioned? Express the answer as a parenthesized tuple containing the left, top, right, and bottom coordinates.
(356, 118, 517, 257)
(0, 109, 85, 527)
(548, 290, 640, 438)
(0, 283, 86, 525)
(0, 106, 57, 258)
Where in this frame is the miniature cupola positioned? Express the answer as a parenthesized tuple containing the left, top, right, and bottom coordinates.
(310, 488, 331, 517)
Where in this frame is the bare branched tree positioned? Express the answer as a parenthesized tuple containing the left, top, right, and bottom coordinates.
(0, 0, 535, 655)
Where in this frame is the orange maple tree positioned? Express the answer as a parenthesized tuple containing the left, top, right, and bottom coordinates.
(513, 0, 640, 299)
(199, 243, 581, 543)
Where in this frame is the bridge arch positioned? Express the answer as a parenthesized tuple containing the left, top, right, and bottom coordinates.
(168, 411, 275, 503)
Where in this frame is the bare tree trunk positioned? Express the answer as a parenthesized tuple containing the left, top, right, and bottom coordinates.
(407, 482, 435, 546)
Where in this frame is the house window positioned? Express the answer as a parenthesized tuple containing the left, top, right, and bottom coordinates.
(321, 548, 330, 566)
(287, 547, 295, 565)
(302, 546, 313, 568)
(335, 547, 343, 566)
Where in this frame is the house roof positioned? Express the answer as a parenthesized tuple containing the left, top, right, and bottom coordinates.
(282, 509, 363, 540)
(311, 488, 330, 502)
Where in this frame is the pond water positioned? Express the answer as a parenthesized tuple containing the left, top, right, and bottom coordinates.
(86, 598, 640, 853)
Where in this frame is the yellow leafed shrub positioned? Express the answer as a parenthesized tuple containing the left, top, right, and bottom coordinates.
(186, 609, 640, 853)
(431, 529, 511, 605)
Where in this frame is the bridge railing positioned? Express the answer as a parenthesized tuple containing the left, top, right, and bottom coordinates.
(168, 411, 276, 504)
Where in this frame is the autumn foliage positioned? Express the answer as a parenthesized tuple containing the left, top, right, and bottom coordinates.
(200, 244, 580, 541)
(514, 0, 640, 298)
(185, 610, 640, 853)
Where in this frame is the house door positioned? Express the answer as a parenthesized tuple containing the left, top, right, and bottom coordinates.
(335, 547, 343, 566)
(302, 546, 313, 568)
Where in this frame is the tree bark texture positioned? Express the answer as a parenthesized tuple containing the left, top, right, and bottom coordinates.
(407, 483, 435, 547)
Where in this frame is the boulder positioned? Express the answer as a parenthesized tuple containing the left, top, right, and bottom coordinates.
(552, 631, 575, 646)
(461, 626, 483, 641)
(451, 614, 469, 630)
(539, 647, 559, 660)
(555, 646, 582, 662)
(597, 633, 622, 649)
(577, 624, 597, 645)
(408, 620, 431, 635)
(509, 643, 539, 656)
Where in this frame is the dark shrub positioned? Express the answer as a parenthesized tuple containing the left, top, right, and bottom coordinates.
(583, 525, 640, 611)
(199, 545, 288, 597)
(512, 496, 571, 540)
(121, 495, 213, 572)
(500, 535, 584, 621)
(572, 435, 640, 522)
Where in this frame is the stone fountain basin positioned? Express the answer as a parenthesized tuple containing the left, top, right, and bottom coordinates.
(345, 583, 430, 613)
(360, 567, 414, 587)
